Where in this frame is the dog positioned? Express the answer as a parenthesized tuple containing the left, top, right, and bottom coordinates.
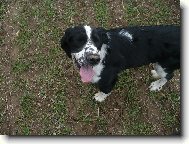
(60, 25, 180, 102)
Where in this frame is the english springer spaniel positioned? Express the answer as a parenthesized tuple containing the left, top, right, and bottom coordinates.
(60, 25, 180, 102)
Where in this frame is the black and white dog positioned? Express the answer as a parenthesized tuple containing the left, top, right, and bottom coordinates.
(60, 25, 180, 102)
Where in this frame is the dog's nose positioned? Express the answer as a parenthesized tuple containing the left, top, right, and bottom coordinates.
(86, 53, 100, 65)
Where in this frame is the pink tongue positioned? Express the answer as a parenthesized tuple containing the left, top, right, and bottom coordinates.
(80, 66, 94, 83)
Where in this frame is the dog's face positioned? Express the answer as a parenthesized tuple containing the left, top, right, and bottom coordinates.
(61, 25, 108, 69)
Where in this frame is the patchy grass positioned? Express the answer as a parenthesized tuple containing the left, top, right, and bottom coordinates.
(94, 0, 109, 27)
(0, 0, 180, 135)
(125, 0, 180, 25)
(0, 1, 6, 46)
(20, 92, 35, 117)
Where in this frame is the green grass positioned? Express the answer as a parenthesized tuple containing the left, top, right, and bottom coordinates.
(0, 1, 6, 20)
(0, 0, 8, 134)
(123, 121, 153, 135)
(62, 1, 76, 25)
(125, 0, 180, 25)
(0, 1, 6, 46)
(20, 92, 35, 117)
(12, 59, 32, 74)
(94, 0, 109, 27)
(0, 0, 180, 135)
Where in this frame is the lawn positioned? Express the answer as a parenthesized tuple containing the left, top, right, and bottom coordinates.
(0, 0, 180, 135)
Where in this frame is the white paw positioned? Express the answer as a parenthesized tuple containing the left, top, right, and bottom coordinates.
(151, 70, 160, 79)
(149, 81, 163, 91)
(149, 78, 167, 91)
(94, 92, 110, 102)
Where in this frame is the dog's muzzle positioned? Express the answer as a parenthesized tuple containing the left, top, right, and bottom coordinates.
(86, 53, 100, 65)
(72, 43, 101, 68)
(72, 52, 100, 69)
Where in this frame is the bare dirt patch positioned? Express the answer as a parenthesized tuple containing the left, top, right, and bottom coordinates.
(0, 0, 23, 134)
(107, 0, 127, 27)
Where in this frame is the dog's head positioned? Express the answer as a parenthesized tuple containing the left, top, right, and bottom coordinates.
(60, 25, 108, 69)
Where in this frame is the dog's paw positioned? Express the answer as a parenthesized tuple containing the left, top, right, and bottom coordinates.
(149, 78, 167, 91)
(94, 92, 110, 102)
(151, 70, 160, 79)
(149, 81, 162, 91)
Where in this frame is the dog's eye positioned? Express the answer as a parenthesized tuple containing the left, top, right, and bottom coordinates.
(77, 37, 86, 43)
(78, 37, 85, 42)
(92, 35, 100, 43)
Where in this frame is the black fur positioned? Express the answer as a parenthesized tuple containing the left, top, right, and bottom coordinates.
(61, 25, 180, 95)
(61, 26, 87, 57)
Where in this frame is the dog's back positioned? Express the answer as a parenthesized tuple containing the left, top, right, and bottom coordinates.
(106, 25, 180, 69)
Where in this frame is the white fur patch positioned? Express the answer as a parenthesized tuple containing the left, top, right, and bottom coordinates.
(84, 25, 92, 38)
(149, 78, 167, 91)
(154, 63, 167, 78)
(151, 70, 160, 79)
(119, 29, 133, 41)
(84, 25, 100, 55)
(92, 64, 103, 83)
(94, 91, 110, 102)
(107, 32, 111, 40)
(149, 63, 168, 91)
(73, 49, 86, 65)
(91, 44, 108, 83)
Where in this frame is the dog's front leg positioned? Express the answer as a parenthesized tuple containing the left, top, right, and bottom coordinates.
(94, 92, 111, 102)
(94, 68, 118, 102)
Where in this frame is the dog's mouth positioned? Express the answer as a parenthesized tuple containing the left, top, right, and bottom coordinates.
(79, 65, 95, 83)
(72, 57, 95, 83)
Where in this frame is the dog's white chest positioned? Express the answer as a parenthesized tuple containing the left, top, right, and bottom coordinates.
(91, 44, 108, 83)
(91, 44, 107, 83)
(91, 63, 104, 83)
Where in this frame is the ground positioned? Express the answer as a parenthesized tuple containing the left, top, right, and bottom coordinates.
(0, 0, 181, 135)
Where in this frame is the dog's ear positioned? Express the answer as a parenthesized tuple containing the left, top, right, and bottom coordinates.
(96, 27, 109, 44)
(60, 28, 73, 58)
